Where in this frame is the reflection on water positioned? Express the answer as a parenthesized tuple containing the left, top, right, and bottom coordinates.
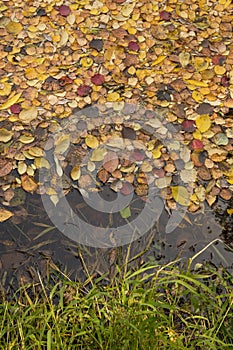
(0, 190, 232, 293)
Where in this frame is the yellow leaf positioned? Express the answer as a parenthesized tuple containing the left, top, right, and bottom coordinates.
(0, 92, 22, 110)
(107, 92, 120, 102)
(0, 208, 13, 222)
(80, 57, 93, 68)
(192, 90, 203, 103)
(70, 166, 81, 181)
(5, 21, 23, 35)
(85, 135, 99, 149)
(19, 106, 38, 124)
(227, 208, 233, 215)
(196, 115, 211, 133)
(172, 186, 191, 206)
(0, 128, 13, 142)
(193, 57, 209, 72)
(151, 55, 166, 66)
(28, 147, 44, 157)
(54, 135, 70, 154)
(179, 52, 190, 67)
(185, 79, 208, 87)
(0, 82, 11, 96)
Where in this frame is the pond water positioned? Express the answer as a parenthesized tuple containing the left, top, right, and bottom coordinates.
(0, 188, 232, 294)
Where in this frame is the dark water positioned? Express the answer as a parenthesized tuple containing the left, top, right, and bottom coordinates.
(0, 188, 232, 294)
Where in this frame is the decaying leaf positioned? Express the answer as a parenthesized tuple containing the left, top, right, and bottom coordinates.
(0, 128, 13, 142)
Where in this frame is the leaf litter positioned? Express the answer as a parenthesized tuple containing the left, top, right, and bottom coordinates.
(0, 0, 232, 224)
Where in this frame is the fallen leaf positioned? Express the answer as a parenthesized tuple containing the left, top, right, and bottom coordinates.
(70, 165, 81, 181)
(21, 174, 38, 193)
(120, 206, 131, 219)
(0, 93, 22, 110)
(85, 135, 99, 149)
(5, 21, 23, 35)
(196, 115, 211, 133)
(0, 128, 13, 142)
(54, 135, 70, 154)
(58, 5, 70, 16)
(103, 152, 119, 173)
(0, 208, 13, 222)
(91, 74, 105, 86)
(0, 159, 12, 177)
(172, 186, 190, 206)
(19, 106, 38, 124)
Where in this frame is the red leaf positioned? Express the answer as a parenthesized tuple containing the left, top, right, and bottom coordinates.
(182, 120, 196, 132)
(58, 5, 70, 16)
(10, 104, 21, 114)
(159, 10, 171, 20)
(221, 76, 230, 87)
(190, 139, 204, 150)
(211, 55, 226, 66)
(121, 182, 134, 195)
(128, 41, 139, 51)
(77, 85, 92, 97)
(91, 74, 105, 86)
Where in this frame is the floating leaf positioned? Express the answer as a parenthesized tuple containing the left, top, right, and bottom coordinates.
(19, 133, 35, 144)
(85, 135, 99, 149)
(54, 135, 70, 154)
(120, 206, 131, 219)
(0, 208, 13, 222)
(196, 115, 211, 133)
(172, 186, 190, 206)
(0, 93, 22, 110)
(70, 165, 81, 181)
(21, 174, 38, 193)
(90, 147, 107, 162)
(34, 157, 50, 169)
(0, 128, 13, 142)
(103, 152, 119, 173)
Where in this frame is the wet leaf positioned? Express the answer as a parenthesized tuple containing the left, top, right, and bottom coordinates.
(172, 186, 190, 206)
(21, 174, 38, 193)
(90, 147, 107, 162)
(159, 10, 171, 21)
(120, 206, 131, 219)
(89, 39, 103, 52)
(54, 135, 70, 154)
(70, 165, 81, 181)
(0, 208, 13, 222)
(97, 168, 109, 183)
(103, 152, 119, 173)
(190, 139, 204, 150)
(0, 128, 13, 142)
(85, 135, 99, 149)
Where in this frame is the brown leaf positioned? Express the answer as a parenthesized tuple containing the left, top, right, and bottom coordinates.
(21, 174, 38, 193)
(0, 159, 12, 177)
(103, 152, 119, 173)
(0, 208, 13, 222)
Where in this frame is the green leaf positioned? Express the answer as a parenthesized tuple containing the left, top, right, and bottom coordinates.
(120, 206, 131, 219)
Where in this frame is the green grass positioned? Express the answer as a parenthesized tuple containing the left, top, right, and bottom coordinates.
(0, 256, 233, 350)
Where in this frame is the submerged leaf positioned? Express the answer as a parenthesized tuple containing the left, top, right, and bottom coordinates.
(0, 208, 13, 222)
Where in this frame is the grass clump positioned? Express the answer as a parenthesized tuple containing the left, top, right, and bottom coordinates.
(0, 258, 232, 350)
